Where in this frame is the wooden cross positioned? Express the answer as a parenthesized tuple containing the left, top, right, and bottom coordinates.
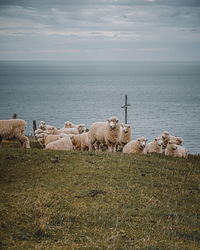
(121, 95, 131, 124)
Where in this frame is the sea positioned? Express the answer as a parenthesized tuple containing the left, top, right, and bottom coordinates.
(0, 61, 200, 154)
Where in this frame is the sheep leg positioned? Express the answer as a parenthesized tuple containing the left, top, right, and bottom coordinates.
(108, 146, 113, 152)
(113, 144, 117, 152)
(18, 135, 30, 148)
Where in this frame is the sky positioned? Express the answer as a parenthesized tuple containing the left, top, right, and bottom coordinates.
(0, 0, 200, 61)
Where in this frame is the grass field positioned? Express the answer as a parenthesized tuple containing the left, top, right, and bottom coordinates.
(0, 139, 200, 249)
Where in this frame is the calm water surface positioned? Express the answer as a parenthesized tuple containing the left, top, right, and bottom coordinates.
(0, 61, 200, 154)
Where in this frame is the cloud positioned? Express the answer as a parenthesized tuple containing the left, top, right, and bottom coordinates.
(0, 0, 199, 61)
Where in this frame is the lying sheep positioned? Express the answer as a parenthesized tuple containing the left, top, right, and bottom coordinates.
(34, 128, 44, 137)
(123, 137, 147, 154)
(45, 137, 73, 151)
(44, 133, 72, 147)
(0, 119, 30, 148)
(70, 132, 89, 151)
(160, 131, 171, 151)
(59, 124, 86, 135)
(144, 136, 163, 154)
(36, 132, 48, 148)
(118, 124, 132, 150)
(165, 142, 188, 159)
(170, 136, 183, 145)
(88, 116, 120, 152)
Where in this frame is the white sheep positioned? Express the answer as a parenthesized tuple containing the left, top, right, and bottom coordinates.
(165, 142, 188, 159)
(59, 124, 87, 135)
(44, 133, 71, 147)
(34, 128, 44, 137)
(88, 116, 120, 152)
(70, 132, 89, 151)
(45, 137, 73, 151)
(118, 124, 132, 150)
(64, 121, 76, 128)
(144, 136, 163, 154)
(170, 136, 183, 145)
(123, 137, 147, 154)
(160, 131, 171, 151)
(0, 119, 30, 148)
(36, 132, 48, 148)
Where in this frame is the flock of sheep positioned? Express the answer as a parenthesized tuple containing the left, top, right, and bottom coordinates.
(0, 117, 188, 159)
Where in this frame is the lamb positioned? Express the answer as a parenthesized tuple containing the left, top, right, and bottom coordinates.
(160, 131, 171, 151)
(59, 124, 87, 135)
(0, 119, 30, 148)
(165, 142, 188, 159)
(123, 137, 147, 154)
(70, 132, 89, 151)
(118, 124, 132, 150)
(144, 136, 163, 154)
(88, 116, 120, 152)
(44, 133, 71, 147)
(45, 137, 73, 151)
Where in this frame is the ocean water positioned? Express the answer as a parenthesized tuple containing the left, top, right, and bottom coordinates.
(0, 61, 200, 154)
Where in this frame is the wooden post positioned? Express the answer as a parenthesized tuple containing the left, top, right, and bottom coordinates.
(33, 120, 37, 134)
(12, 113, 17, 119)
(121, 95, 131, 124)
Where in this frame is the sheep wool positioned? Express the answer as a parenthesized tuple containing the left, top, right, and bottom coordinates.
(160, 131, 171, 151)
(119, 124, 132, 147)
(123, 137, 147, 154)
(0, 119, 30, 148)
(165, 142, 188, 159)
(45, 137, 73, 151)
(170, 136, 183, 145)
(59, 125, 86, 135)
(144, 136, 163, 154)
(70, 132, 89, 151)
(88, 116, 120, 152)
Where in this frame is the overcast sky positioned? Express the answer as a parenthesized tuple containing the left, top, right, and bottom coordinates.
(0, 0, 199, 61)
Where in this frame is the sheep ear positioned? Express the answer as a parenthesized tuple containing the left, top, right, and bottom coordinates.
(137, 139, 140, 141)
(128, 126, 130, 128)
(70, 135, 74, 140)
(116, 119, 119, 123)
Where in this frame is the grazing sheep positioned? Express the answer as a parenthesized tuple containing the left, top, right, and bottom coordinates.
(44, 133, 71, 147)
(59, 124, 87, 135)
(144, 136, 163, 154)
(45, 137, 73, 151)
(118, 124, 132, 150)
(70, 132, 89, 151)
(123, 137, 147, 154)
(88, 116, 120, 152)
(170, 136, 183, 145)
(165, 142, 188, 159)
(160, 131, 171, 151)
(0, 119, 30, 148)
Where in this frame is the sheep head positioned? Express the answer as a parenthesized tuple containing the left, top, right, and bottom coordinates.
(107, 117, 119, 129)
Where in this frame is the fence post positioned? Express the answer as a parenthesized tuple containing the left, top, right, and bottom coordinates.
(33, 120, 37, 135)
(12, 113, 17, 119)
(121, 95, 131, 124)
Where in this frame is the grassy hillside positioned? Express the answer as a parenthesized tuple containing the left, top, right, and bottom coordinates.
(0, 140, 200, 249)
